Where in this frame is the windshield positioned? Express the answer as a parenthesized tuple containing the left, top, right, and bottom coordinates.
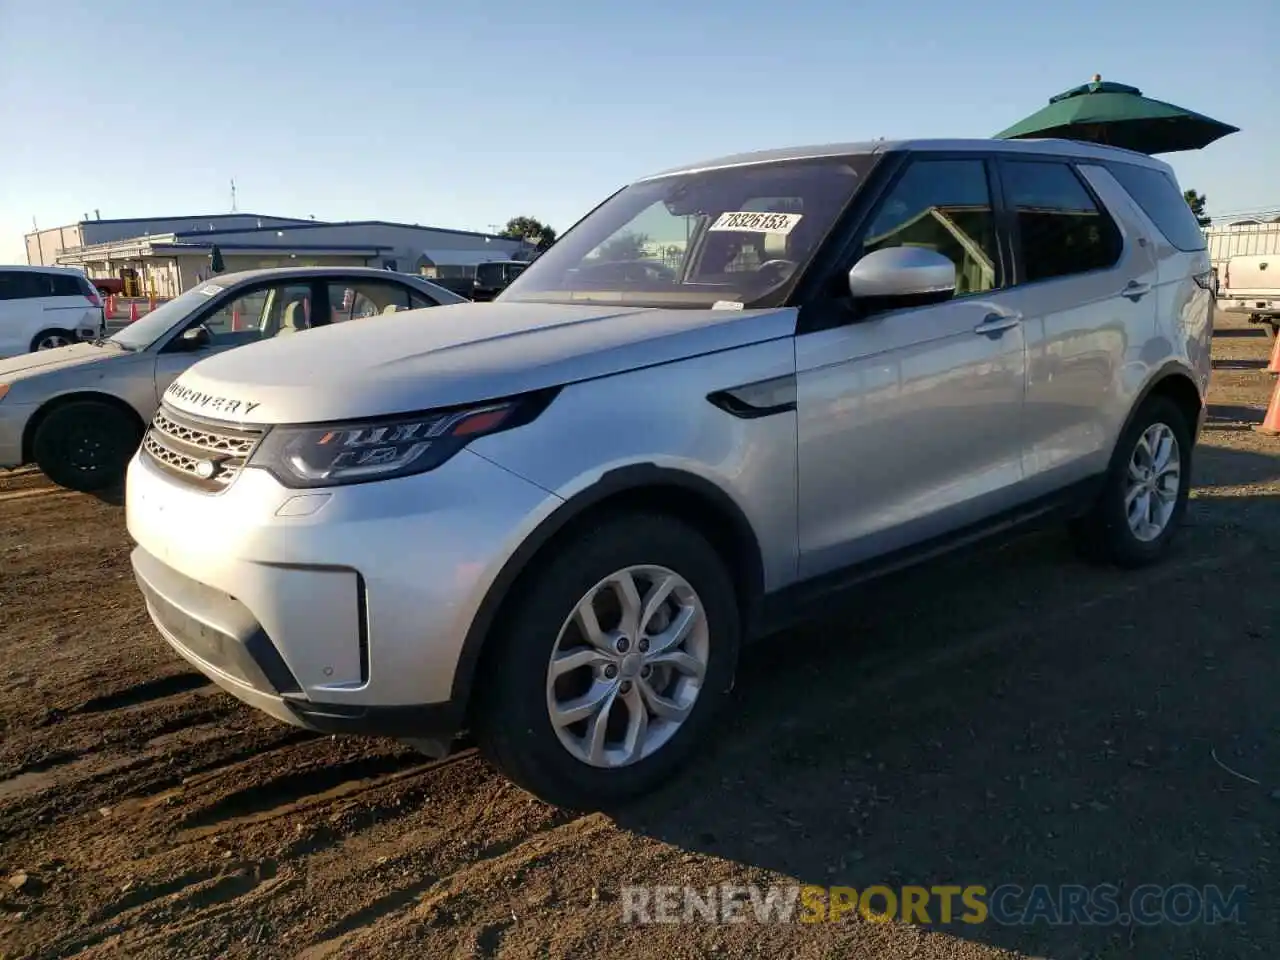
(499, 156, 876, 308)
(108, 282, 229, 350)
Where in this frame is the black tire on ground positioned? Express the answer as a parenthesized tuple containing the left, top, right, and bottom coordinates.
(29, 328, 77, 352)
(475, 512, 740, 810)
(1068, 394, 1193, 569)
(31, 401, 143, 493)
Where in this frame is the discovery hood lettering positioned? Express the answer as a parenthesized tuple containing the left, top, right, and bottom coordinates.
(162, 300, 796, 424)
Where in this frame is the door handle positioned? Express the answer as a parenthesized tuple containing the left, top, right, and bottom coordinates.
(973, 313, 1022, 337)
(1122, 280, 1152, 300)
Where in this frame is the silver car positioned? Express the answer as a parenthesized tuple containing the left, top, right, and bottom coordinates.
(0, 267, 464, 491)
(126, 139, 1214, 809)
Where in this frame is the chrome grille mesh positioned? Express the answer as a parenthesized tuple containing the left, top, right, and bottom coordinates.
(140, 405, 265, 491)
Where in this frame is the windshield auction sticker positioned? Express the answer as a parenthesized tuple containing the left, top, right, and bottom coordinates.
(708, 212, 803, 235)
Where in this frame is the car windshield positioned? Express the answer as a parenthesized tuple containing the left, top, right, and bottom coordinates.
(108, 282, 232, 350)
(499, 156, 876, 308)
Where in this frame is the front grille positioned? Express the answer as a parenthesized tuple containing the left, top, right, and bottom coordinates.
(141, 405, 265, 492)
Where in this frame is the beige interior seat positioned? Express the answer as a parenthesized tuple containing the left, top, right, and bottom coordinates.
(277, 300, 305, 336)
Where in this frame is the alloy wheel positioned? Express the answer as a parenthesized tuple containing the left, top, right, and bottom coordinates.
(545, 565, 710, 768)
(1124, 422, 1181, 542)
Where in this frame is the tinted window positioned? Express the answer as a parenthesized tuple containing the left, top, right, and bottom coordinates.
(1106, 162, 1206, 252)
(1003, 161, 1121, 283)
(50, 274, 85, 297)
(861, 159, 999, 296)
(0, 272, 56, 299)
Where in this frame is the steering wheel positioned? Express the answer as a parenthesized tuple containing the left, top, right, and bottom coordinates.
(754, 259, 798, 283)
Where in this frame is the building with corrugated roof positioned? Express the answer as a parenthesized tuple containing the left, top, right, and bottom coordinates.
(24, 214, 529, 298)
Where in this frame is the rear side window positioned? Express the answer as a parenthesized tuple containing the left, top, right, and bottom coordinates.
(0, 272, 55, 299)
(1106, 163, 1207, 252)
(49, 274, 86, 297)
(1003, 160, 1122, 284)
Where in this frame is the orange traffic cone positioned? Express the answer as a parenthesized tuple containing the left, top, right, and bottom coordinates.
(231, 307, 241, 331)
(1266, 333, 1280, 375)
(1256, 376, 1280, 437)
(128, 301, 138, 324)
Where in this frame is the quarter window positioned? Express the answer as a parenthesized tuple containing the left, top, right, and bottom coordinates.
(1003, 161, 1122, 283)
(860, 159, 999, 296)
(1105, 162, 1207, 252)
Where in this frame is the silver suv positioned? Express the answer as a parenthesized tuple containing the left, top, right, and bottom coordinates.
(126, 139, 1214, 809)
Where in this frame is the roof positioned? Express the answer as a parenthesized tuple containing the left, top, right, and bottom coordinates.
(77, 213, 315, 228)
(0, 263, 92, 274)
(169, 219, 521, 243)
(640, 137, 1172, 180)
(186, 265, 434, 283)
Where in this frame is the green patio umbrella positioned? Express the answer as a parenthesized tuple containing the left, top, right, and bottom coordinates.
(995, 75, 1239, 155)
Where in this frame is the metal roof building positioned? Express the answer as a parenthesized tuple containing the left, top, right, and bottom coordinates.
(25, 214, 528, 299)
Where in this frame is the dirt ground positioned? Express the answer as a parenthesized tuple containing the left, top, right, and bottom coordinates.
(1, 314, 1278, 960)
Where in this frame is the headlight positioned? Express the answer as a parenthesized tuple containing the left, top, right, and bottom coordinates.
(246, 391, 555, 489)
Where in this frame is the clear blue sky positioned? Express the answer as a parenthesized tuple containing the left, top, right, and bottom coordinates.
(1, 0, 1276, 262)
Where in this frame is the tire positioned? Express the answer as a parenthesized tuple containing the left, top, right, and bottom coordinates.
(30, 329, 77, 352)
(1068, 395, 1192, 568)
(32, 401, 143, 493)
(475, 512, 740, 810)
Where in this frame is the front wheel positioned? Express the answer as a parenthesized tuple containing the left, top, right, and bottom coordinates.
(1069, 395, 1192, 568)
(32, 401, 142, 492)
(475, 513, 740, 810)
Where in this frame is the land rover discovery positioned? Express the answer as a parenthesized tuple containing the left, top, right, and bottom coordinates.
(126, 138, 1214, 809)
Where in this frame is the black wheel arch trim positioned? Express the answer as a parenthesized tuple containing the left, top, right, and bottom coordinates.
(449, 463, 765, 720)
(1114, 361, 1205, 459)
(22, 391, 146, 464)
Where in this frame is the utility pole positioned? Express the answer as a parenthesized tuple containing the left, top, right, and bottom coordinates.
(230, 178, 238, 213)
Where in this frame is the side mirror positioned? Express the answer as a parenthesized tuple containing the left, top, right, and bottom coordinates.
(848, 247, 956, 307)
(180, 326, 212, 350)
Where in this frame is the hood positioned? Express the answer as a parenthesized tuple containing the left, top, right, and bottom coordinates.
(163, 300, 796, 424)
(0, 342, 127, 385)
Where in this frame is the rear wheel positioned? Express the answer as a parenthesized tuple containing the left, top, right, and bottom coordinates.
(32, 401, 142, 492)
(30, 329, 76, 351)
(1069, 395, 1192, 568)
(475, 513, 740, 810)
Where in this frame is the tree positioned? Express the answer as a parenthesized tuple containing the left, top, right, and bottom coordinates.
(500, 216, 557, 253)
(209, 244, 226, 273)
(598, 231, 650, 262)
(1184, 189, 1211, 228)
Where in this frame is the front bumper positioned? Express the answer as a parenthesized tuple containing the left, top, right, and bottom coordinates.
(126, 445, 559, 743)
(0, 401, 36, 468)
(1220, 299, 1279, 318)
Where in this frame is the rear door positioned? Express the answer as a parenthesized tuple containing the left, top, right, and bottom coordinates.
(45, 272, 103, 336)
(991, 156, 1157, 494)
